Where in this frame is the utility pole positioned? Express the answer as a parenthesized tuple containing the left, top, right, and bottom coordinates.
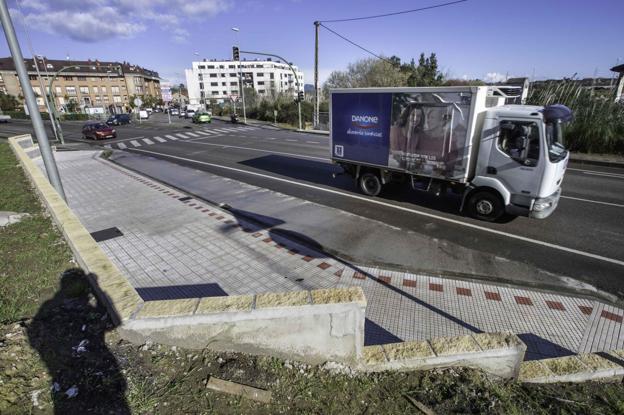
(32, 56, 59, 141)
(0, 0, 66, 200)
(314, 21, 320, 129)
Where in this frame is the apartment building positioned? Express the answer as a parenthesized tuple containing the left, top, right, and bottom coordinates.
(0, 57, 162, 113)
(185, 58, 304, 105)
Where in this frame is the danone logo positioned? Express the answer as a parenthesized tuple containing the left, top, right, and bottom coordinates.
(351, 114, 379, 129)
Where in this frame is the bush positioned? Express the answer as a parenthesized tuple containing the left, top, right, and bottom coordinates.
(61, 113, 89, 121)
(5, 111, 50, 120)
(528, 82, 624, 154)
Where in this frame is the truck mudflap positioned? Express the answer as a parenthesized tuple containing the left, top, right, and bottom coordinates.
(529, 188, 561, 219)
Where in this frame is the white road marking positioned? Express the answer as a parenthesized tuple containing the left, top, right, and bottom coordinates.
(286, 139, 297, 142)
(196, 130, 212, 135)
(128, 136, 145, 140)
(306, 141, 320, 144)
(103, 144, 112, 149)
(117, 143, 127, 149)
(568, 168, 624, 179)
(172, 140, 328, 161)
(142, 138, 154, 145)
(213, 129, 231, 133)
(154, 136, 166, 143)
(165, 134, 178, 140)
(561, 196, 624, 208)
(130, 148, 624, 268)
(186, 132, 200, 137)
(176, 133, 190, 139)
(130, 140, 141, 147)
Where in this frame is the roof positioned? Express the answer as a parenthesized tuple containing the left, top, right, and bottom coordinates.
(611, 63, 624, 73)
(0, 57, 160, 79)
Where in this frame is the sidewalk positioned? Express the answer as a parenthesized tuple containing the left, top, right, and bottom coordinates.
(38, 150, 624, 361)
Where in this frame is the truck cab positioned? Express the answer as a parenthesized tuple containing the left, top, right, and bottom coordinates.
(467, 104, 572, 220)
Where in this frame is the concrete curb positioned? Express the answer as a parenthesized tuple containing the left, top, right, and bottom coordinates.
(519, 351, 624, 383)
(8, 135, 143, 324)
(570, 154, 624, 169)
(361, 332, 526, 379)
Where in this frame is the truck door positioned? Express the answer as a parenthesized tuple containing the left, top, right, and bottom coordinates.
(488, 119, 544, 208)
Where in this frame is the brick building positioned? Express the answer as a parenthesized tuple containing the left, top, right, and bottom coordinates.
(0, 57, 162, 113)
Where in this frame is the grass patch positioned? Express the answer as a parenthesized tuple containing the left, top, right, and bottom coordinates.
(0, 142, 73, 322)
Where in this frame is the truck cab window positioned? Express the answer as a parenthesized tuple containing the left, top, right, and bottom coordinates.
(498, 121, 540, 166)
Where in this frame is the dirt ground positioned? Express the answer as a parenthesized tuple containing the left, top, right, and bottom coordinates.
(1, 270, 624, 415)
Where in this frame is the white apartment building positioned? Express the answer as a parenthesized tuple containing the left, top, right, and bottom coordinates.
(185, 58, 304, 105)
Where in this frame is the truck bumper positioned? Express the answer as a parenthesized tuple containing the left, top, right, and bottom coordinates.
(529, 188, 562, 219)
(505, 188, 561, 219)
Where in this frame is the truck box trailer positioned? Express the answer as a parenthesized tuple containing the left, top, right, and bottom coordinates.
(329, 86, 572, 221)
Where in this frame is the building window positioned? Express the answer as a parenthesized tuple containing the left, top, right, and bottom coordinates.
(220, 73, 226, 77)
(223, 91, 227, 95)
(257, 73, 264, 77)
(79, 86, 89, 94)
(57, 97, 65, 105)
(136, 86, 143, 94)
(258, 89, 265, 94)
(211, 91, 219, 95)
(257, 81, 264, 86)
(95, 96, 102, 103)
(77, 76, 86, 81)
(199, 82, 204, 90)
(209, 74, 217, 78)
(231, 90, 238, 94)
(54, 86, 62, 94)
(83, 97, 91, 105)
(33, 86, 42, 95)
(230, 73, 237, 77)
(63, 76, 73, 81)
(113, 96, 121, 103)
(66, 86, 76, 95)
(198, 65, 205, 69)
(210, 82, 218, 86)
(198, 74, 203, 81)
(36, 97, 44, 105)
(103, 96, 109, 103)
(29, 75, 37, 80)
(228, 65, 235, 68)
(219, 65, 224, 69)
(230, 82, 237, 86)
(93, 86, 99, 94)
(207, 65, 215, 69)
(101, 86, 107, 94)
(111, 86, 120, 94)
(221, 82, 226, 86)
(270, 73, 274, 79)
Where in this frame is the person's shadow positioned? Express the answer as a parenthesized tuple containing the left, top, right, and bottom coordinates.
(27, 268, 130, 414)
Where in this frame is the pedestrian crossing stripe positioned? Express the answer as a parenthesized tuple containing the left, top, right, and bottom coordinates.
(165, 135, 178, 140)
(104, 144, 112, 149)
(196, 130, 212, 136)
(176, 133, 190, 138)
(186, 132, 200, 137)
(154, 136, 166, 142)
(130, 140, 141, 147)
(118, 143, 127, 149)
(142, 138, 154, 145)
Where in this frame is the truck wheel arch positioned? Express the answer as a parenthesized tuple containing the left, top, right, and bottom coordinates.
(462, 187, 506, 221)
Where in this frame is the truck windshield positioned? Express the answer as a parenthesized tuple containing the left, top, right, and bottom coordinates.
(545, 121, 567, 162)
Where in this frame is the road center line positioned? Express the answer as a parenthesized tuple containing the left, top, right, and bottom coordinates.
(560, 195, 624, 208)
(129, 148, 624, 267)
(568, 168, 624, 179)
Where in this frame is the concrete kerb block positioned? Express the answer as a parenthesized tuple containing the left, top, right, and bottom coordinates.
(361, 332, 526, 379)
(7, 135, 144, 324)
(519, 352, 624, 383)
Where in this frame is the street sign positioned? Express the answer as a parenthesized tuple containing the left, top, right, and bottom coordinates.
(133, 97, 143, 107)
(230, 95, 239, 102)
(273, 110, 277, 117)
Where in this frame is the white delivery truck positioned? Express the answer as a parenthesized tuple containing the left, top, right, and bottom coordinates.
(330, 86, 572, 221)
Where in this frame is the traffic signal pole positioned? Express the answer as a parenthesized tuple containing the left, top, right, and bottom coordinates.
(0, 0, 66, 200)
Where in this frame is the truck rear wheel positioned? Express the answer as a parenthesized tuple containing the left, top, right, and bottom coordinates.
(467, 191, 504, 222)
(359, 172, 382, 197)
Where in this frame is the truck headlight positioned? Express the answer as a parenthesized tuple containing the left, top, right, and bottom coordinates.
(533, 201, 551, 212)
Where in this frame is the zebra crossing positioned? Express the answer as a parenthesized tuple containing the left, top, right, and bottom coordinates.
(102, 125, 260, 150)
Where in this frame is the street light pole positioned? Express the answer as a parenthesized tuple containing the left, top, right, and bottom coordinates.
(232, 27, 247, 123)
(0, 0, 66, 200)
(32, 56, 59, 140)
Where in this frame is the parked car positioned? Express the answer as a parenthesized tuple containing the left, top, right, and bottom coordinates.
(106, 113, 131, 125)
(0, 112, 11, 123)
(169, 108, 179, 116)
(185, 109, 196, 119)
(145, 108, 153, 114)
(192, 112, 212, 123)
(82, 122, 116, 140)
(138, 110, 149, 119)
(178, 110, 186, 118)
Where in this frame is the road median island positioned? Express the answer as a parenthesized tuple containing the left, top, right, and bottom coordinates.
(9, 133, 624, 383)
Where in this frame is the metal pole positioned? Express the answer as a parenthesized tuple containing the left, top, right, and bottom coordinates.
(32, 57, 59, 140)
(0, 0, 66, 200)
(298, 100, 302, 130)
(237, 52, 247, 123)
(314, 21, 320, 128)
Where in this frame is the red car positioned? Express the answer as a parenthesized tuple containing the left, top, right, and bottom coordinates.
(81, 122, 117, 140)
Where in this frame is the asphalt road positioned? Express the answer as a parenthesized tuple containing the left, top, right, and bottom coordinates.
(3, 114, 623, 299)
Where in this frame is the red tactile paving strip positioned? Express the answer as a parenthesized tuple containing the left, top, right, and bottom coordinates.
(379, 276, 391, 284)
(484, 291, 502, 301)
(546, 301, 565, 311)
(262, 238, 272, 243)
(302, 255, 314, 262)
(252, 232, 262, 238)
(429, 283, 443, 292)
(515, 296, 534, 306)
(601, 310, 623, 323)
(578, 305, 594, 315)
(456, 287, 472, 296)
(334, 269, 344, 277)
(317, 262, 331, 270)
(402, 279, 417, 288)
(353, 272, 366, 280)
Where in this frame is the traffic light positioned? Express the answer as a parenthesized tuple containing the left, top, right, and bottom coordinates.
(232, 46, 240, 61)
(297, 91, 304, 102)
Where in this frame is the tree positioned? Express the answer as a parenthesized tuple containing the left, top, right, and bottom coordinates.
(65, 96, 79, 113)
(0, 92, 20, 111)
(323, 58, 408, 95)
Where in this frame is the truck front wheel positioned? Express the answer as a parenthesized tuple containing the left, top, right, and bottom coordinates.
(467, 191, 504, 222)
(359, 172, 382, 197)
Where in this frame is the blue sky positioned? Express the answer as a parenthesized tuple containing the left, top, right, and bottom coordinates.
(2, 0, 623, 86)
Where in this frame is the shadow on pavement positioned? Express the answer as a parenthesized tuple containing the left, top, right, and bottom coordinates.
(26, 268, 130, 414)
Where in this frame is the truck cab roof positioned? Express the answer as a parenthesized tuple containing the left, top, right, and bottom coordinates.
(489, 104, 544, 120)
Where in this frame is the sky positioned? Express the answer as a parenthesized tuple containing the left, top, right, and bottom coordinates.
(1, 0, 623, 87)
